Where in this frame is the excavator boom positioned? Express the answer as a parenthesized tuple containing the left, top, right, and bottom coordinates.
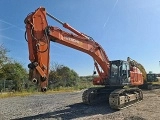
(25, 7, 110, 91)
(127, 57, 147, 81)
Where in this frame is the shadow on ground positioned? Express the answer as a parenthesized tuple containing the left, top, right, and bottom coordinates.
(13, 102, 116, 120)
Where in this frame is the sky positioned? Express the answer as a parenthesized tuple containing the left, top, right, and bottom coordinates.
(0, 0, 160, 76)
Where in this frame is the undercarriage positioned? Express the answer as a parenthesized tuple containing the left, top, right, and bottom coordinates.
(139, 83, 160, 90)
(82, 87, 143, 110)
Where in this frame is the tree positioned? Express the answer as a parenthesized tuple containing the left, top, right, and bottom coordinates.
(0, 44, 9, 68)
(0, 45, 10, 80)
(48, 63, 80, 89)
(56, 66, 79, 87)
(0, 45, 10, 91)
(0, 61, 28, 91)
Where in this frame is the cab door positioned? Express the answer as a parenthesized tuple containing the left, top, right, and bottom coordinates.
(120, 62, 130, 85)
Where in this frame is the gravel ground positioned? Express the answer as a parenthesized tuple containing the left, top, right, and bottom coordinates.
(1, 89, 160, 120)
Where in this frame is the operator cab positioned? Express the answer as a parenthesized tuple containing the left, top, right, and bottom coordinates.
(109, 60, 131, 86)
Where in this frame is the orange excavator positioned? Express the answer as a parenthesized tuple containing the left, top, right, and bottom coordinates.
(24, 7, 144, 109)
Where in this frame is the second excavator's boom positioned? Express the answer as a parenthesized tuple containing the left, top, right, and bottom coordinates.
(127, 57, 147, 81)
(24, 7, 110, 91)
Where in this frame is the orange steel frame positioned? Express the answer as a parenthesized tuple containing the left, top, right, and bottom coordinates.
(25, 7, 144, 91)
(25, 7, 110, 90)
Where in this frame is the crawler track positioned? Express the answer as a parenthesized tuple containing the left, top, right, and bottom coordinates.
(109, 88, 143, 109)
(82, 87, 110, 105)
(82, 88, 98, 105)
(82, 87, 143, 110)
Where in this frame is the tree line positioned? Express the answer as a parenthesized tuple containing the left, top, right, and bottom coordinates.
(0, 45, 93, 92)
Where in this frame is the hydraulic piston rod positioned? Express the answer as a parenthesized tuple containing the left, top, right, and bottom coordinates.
(46, 12, 89, 39)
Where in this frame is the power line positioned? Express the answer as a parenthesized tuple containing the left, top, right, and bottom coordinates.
(0, 19, 25, 32)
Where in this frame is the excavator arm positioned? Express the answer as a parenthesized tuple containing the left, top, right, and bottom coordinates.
(24, 7, 110, 91)
(127, 57, 147, 81)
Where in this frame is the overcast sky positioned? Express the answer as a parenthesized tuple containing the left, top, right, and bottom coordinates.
(0, 0, 160, 76)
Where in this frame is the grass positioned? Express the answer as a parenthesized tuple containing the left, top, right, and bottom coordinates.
(0, 87, 84, 99)
(47, 87, 78, 93)
(0, 92, 34, 98)
(0, 81, 95, 99)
